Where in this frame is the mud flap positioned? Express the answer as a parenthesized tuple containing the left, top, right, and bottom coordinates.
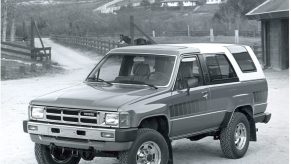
(166, 137, 173, 164)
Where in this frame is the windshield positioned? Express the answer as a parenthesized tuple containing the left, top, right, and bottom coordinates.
(87, 54, 176, 87)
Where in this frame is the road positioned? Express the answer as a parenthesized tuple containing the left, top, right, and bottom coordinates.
(0, 39, 288, 164)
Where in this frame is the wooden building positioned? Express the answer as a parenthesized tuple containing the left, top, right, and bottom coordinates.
(247, 0, 289, 70)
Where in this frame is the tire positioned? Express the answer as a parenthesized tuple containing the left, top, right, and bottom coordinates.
(220, 112, 250, 159)
(118, 128, 169, 164)
(35, 144, 81, 164)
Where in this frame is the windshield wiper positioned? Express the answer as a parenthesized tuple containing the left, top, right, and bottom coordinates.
(87, 77, 112, 85)
(143, 83, 158, 89)
(115, 80, 158, 89)
(97, 78, 113, 85)
(129, 81, 158, 89)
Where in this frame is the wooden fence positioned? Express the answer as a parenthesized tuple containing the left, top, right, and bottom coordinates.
(50, 35, 263, 65)
(85, 30, 261, 38)
(1, 41, 51, 61)
(51, 35, 125, 55)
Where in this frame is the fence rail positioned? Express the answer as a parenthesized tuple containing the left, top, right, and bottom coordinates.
(1, 41, 51, 61)
(51, 35, 125, 55)
(1, 41, 31, 50)
(51, 34, 263, 65)
(85, 30, 261, 38)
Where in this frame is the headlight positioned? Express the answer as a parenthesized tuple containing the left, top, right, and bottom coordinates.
(31, 106, 45, 119)
(105, 112, 130, 127)
(105, 113, 119, 126)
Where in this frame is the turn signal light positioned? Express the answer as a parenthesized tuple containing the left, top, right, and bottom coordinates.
(101, 132, 114, 138)
(28, 125, 38, 131)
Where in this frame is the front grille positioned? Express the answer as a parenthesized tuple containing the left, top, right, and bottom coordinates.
(44, 107, 104, 126)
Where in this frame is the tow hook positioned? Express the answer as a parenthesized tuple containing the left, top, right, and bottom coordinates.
(80, 148, 95, 161)
(72, 149, 79, 157)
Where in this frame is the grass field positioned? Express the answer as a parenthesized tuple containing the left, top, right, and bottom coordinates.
(153, 36, 260, 45)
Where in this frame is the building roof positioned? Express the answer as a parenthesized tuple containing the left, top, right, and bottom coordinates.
(246, 0, 289, 19)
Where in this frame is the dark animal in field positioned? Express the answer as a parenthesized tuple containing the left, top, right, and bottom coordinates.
(119, 34, 152, 45)
(119, 35, 132, 44)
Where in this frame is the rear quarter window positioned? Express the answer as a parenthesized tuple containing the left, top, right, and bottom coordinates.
(227, 46, 257, 73)
(205, 54, 238, 84)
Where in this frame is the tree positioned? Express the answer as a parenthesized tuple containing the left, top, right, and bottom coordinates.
(1, 0, 26, 41)
(196, 0, 206, 5)
(141, 0, 151, 9)
(213, 0, 266, 30)
(9, 0, 16, 42)
(1, 0, 8, 41)
(151, 0, 162, 9)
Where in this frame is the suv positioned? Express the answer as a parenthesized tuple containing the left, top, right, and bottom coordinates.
(23, 44, 271, 164)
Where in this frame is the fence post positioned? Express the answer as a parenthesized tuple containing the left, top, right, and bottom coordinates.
(130, 15, 134, 45)
(210, 28, 214, 42)
(187, 25, 190, 37)
(30, 63, 37, 72)
(152, 30, 156, 38)
(101, 41, 104, 55)
(19, 66, 26, 74)
(97, 40, 100, 54)
(235, 30, 239, 43)
(108, 40, 111, 51)
(1, 66, 6, 79)
(112, 41, 116, 49)
(30, 18, 35, 50)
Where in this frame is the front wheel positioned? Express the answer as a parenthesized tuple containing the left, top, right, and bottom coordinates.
(220, 112, 250, 159)
(118, 128, 169, 164)
(35, 144, 81, 164)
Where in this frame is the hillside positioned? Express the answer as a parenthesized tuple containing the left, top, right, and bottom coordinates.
(194, 4, 219, 13)
(10, 0, 258, 38)
(18, 0, 111, 6)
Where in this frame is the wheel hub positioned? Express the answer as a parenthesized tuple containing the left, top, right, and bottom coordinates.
(136, 141, 161, 164)
(234, 123, 247, 150)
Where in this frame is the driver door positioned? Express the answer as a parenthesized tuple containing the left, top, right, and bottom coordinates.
(169, 55, 211, 137)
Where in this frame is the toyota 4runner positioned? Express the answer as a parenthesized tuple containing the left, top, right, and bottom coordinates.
(23, 44, 271, 164)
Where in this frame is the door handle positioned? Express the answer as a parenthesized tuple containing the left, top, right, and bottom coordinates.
(201, 91, 209, 99)
(202, 94, 208, 99)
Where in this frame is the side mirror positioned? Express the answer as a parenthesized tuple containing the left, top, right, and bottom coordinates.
(186, 77, 199, 95)
(187, 77, 199, 88)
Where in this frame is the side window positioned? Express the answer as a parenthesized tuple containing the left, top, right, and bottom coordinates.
(227, 46, 257, 73)
(232, 52, 257, 73)
(175, 56, 203, 90)
(205, 54, 238, 83)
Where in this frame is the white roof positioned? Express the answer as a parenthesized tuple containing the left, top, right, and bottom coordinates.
(166, 43, 265, 81)
(164, 43, 243, 53)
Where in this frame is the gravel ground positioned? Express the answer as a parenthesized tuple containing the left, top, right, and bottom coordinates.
(0, 39, 288, 164)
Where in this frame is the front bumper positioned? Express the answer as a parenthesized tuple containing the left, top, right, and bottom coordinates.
(23, 121, 137, 151)
(254, 112, 271, 123)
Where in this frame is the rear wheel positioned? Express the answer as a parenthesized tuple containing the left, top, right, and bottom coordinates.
(220, 112, 250, 159)
(35, 144, 80, 164)
(118, 128, 169, 164)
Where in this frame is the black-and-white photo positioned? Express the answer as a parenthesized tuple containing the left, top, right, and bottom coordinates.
(0, 0, 289, 164)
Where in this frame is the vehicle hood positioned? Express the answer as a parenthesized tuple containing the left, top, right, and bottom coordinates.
(30, 83, 161, 111)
